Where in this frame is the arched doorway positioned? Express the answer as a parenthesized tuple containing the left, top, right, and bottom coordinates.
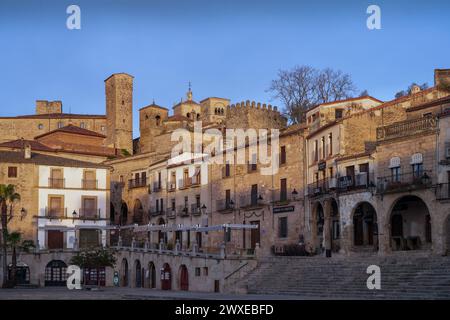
(179, 265, 189, 291)
(45, 260, 67, 286)
(8, 262, 30, 285)
(120, 202, 128, 225)
(134, 260, 142, 288)
(148, 262, 156, 289)
(312, 202, 324, 253)
(353, 202, 378, 251)
(330, 199, 340, 252)
(161, 263, 171, 290)
(390, 195, 431, 251)
(121, 258, 129, 287)
(133, 199, 144, 225)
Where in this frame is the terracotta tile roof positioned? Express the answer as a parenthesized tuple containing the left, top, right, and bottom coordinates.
(306, 96, 384, 113)
(139, 103, 168, 111)
(0, 139, 54, 152)
(0, 150, 110, 168)
(34, 124, 106, 139)
(0, 113, 106, 119)
(281, 123, 307, 136)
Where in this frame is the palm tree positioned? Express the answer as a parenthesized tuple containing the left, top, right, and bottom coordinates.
(0, 184, 21, 288)
(6, 232, 34, 287)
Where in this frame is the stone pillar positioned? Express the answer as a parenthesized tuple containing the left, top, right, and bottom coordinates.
(323, 200, 332, 257)
(192, 240, 198, 256)
(377, 217, 390, 255)
(175, 239, 180, 253)
(131, 237, 136, 249)
(220, 242, 226, 259)
(159, 240, 163, 253)
(118, 235, 122, 248)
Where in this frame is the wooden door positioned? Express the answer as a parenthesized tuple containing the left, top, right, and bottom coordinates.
(250, 221, 260, 249)
(83, 197, 97, 218)
(47, 230, 64, 249)
(180, 266, 189, 291)
(161, 264, 171, 290)
(51, 169, 63, 188)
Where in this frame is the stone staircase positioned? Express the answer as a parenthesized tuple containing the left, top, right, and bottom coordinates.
(237, 252, 450, 299)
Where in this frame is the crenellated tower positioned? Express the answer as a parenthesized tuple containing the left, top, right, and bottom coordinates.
(105, 73, 134, 154)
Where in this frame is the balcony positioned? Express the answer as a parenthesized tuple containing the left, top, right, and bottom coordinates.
(49, 178, 65, 189)
(377, 170, 433, 194)
(271, 189, 292, 205)
(78, 208, 102, 220)
(166, 208, 176, 219)
(152, 182, 162, 193)
(190, 176, 201, 187)
(336, 172, 375, 193)
(239, 195, 263, 209)
(436, 183, 450, 200)
(178, 206, 190, 217)
(82, 179, 98, 190)
(44, 207, 67, 219)
(216, 199, 234, 212)
(307, 178, 334, 197)
(128, 178, 147, 189)
(167, 182, 176, 192)
(178, 179, 191, 190)
(376, 117, 437, 142)
(149, 207, 164, 217)
(190, 204, 201, 216)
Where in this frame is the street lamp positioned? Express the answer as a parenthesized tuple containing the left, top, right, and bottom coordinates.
(292, 189, 298, 201)
(72, 210, 77, 222)
(229, 200, 234, 210)
(201, 204, 207, 215)
(421, 172, 431, 185)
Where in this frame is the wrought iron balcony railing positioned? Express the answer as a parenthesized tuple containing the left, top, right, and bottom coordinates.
(78, 208, 102, 220)
(49, 178, 65, 189)
(376, 170, 433, 194)
(436, 183, 450, 200)
(44, 207, 67, 219)
(82, 179, 98, 190)
(128, 178, 147, 189)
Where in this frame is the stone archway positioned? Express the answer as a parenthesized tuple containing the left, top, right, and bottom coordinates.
(161, 263, 172, 290)
(148, 262, 156, 288)
(120, 202, 128, 225)
(311, 201, 324, 254)
(179, 265, 189, 291)
(134, 259, 142, 288)
(330, 199, 340, 253)
(121, 258, 129, 287)
(389, 195, 432, 251)
(352, 202, 378, 251)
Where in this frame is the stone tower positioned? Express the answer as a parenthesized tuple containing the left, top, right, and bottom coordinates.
(105, 73, 134, 154)
(139, 102, 169, 154)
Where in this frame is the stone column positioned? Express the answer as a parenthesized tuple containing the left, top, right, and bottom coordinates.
(323, 199, 332, 257)
(377, 216, 390, 255)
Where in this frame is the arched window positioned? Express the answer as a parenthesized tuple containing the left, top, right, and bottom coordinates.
(155, 115, 161, 126)
(196, 113, 200, 120)
(187, 113, 190, 118)
(214, 108, 217, 115)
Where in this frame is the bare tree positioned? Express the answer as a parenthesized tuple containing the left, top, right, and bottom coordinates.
(268, 65, 357, 124)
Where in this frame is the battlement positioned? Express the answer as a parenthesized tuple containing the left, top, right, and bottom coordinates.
(227, 100, 280, 113)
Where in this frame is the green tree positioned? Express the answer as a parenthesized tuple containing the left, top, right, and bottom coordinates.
(70, 248, 117, 287)
(5, 232, 34, 287)
(0, 184, 21, 288)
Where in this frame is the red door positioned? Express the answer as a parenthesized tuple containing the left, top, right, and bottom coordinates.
(48, 230, 64, 249)
(180, 265, 189, 291)
(161, 264, 171, 290)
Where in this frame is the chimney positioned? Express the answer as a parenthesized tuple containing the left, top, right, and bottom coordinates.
(24, 142, 32, 159)
(434, 69, 450, 89)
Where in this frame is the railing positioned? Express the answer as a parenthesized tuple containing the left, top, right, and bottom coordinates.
(190, 204, 201, 216)
(178, 179, 191, 189)
(307, 178, 333, 197)
(178, 206, 190, 217)
(128, 178, 147, 189)
(166, 208, 176, 219)
(336, 172, 375, 193)
(79, 208, 101, 220)
(49, 178, 65, 189)
(239, 195, 262, 208)
(167, 182, 176, 192)
(149, 207, 164, 216)
(271, 189, 291, 204)
(44, 207, 67, 219)
(377, 170, 433, 194)
(216, 199, 234, 212)
(82, 179, 98, 190)
(376, 117, 437, 141)
(152, 182, 162, 193)
(436, 183, 450, 200)
(190, 176, 201, 186)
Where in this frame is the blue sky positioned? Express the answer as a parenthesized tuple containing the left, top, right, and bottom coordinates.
(0, 0, 449, 137)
